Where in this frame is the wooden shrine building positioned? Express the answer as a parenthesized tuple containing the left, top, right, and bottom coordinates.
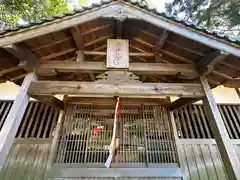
(0, 0, 240, 179)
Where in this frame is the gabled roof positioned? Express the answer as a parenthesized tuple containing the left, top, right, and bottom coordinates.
(0, 0, 239, 57)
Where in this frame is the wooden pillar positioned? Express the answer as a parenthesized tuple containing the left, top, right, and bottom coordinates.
(200, 76, 240, 180)
(46, 110, 64, 169)
(0, 73, 36, 168)
(169, 111, 187, 180)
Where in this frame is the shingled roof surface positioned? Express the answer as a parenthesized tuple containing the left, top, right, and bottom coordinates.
(0, 0, 239, 46)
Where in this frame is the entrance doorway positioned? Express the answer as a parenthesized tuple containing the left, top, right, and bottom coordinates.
(55, 104, 177, 167)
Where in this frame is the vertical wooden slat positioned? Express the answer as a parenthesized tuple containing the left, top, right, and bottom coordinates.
(193, 105, 206, 138)
(227, 105, 240, 139)
(183, 106, 195, 138)
(43, 108, 54, 138)
(179, 108, 189, 138)
(37, 104, 50, 138)
(0, 102, 7, 130)
(31, 103, 44, 137)
(188, 104, 200, 138)
(18, 103, 33, 138)
(218, 106, 233, 139)
(198, 105, 212, 138)
(222, 105, 238, 139)
(25, 102, 39, 138)
(0, 102, 12, 130)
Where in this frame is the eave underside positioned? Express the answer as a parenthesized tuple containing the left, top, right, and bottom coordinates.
(0, 18, 239, 108)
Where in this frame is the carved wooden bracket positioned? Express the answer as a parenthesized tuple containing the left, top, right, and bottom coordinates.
(96, 70, 142, 85)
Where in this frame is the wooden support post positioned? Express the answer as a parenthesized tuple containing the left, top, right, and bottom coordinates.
(169, 111, 187, 180)
(200, 76, 240, 180)
(0, 73, 36, 168)
(46, 110, 64, 169)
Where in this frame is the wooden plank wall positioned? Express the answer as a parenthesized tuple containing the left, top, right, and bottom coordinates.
(173, 104, 240, 139)
(0, 140, 52, 180)
(0, 100, 60, 138)
(177, 140, 228, 180)
(173, 104, 240, 179)
(0, 100, 60, 179)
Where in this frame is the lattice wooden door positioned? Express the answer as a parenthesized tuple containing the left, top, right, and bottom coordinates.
(55, 104, 177, 166)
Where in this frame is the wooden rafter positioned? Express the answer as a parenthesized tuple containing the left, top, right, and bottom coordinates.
(38, 61, 198, 76)
(85, 35, 113, 47)
(82, 23, 114, 36)
(28, 81, 204, 97)
(30, 37, 72, 51)
(159, 49, 193, 64)
(0, 66, 21, 76)
(40, 48, 76, 60)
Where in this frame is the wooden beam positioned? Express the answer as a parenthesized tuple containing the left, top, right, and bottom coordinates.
(70, 26, 84, 50)
(66, 97, 170, 105)
(31, 95, 64, 110)
(28, 81, 204, 97)
(38, 61, 198, 76)
(224, 79, 240, 88)
(200, 75, 240, 180)
(167, 97, 200, 111)
(0, 73, 36, 168)
(83, 51, 154, 57)
(3, 44, 39, 71)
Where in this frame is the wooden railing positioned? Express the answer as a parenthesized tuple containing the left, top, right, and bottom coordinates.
(0, 100, 60, 138)
(173, 104, 240, 139)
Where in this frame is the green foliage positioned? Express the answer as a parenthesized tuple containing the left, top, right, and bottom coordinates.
(0, 0, 70, 27)
(79, 0, 89, 5)
(165, 0, 240, 33)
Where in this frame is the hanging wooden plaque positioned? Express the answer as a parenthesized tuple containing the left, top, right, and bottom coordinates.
(107, 39, 129, 69)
